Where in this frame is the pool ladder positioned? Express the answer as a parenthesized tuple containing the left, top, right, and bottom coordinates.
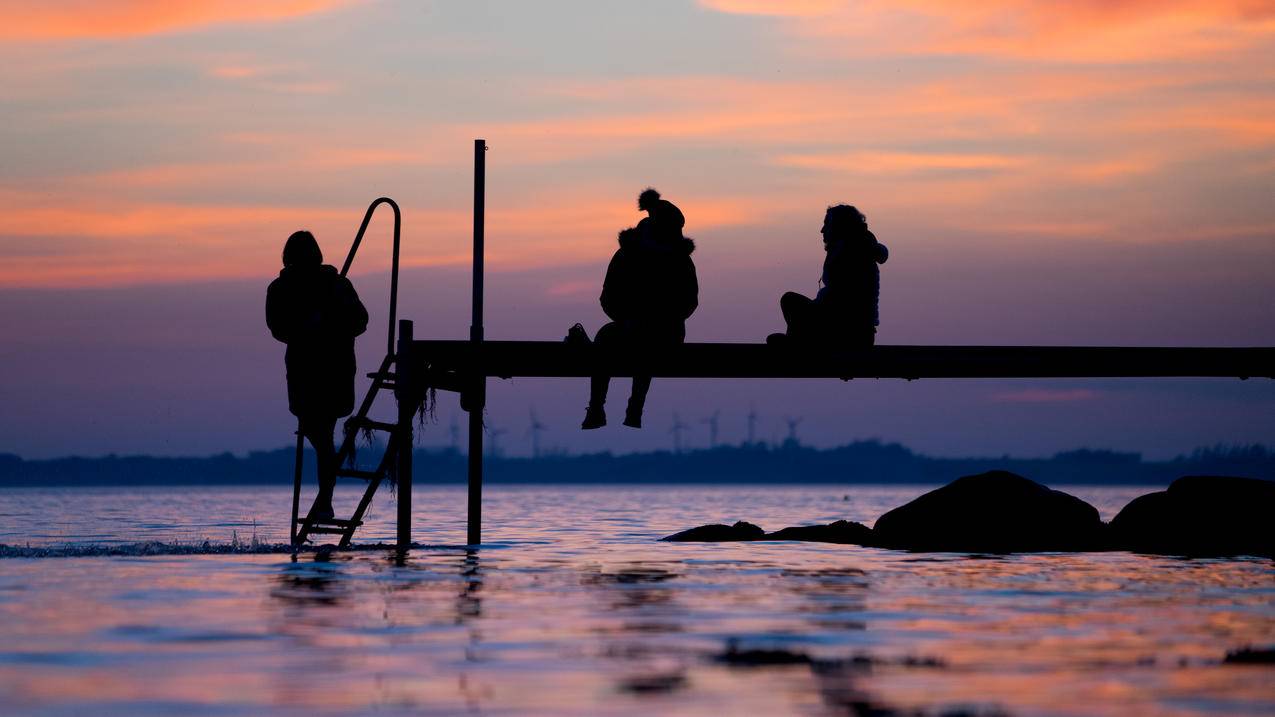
(291, 198, 403, 549)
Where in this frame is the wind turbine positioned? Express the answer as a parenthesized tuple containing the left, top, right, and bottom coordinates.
(527, 407, 547, 458)
(669, 413, 690, 453)
(701, 410, 720, 449)
(487, 422, 507, 458)
(783, 415, 804, 447)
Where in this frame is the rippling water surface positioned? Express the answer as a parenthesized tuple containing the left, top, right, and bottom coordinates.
(1, 485, 1272, 716)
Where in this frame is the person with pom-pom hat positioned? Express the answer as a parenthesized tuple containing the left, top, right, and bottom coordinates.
(581, 189, 698, 429)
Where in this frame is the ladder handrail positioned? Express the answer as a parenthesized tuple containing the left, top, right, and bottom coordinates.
(340, 197, 402, 356)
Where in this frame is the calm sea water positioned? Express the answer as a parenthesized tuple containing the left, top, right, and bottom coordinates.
(1, 485, 1272, 716)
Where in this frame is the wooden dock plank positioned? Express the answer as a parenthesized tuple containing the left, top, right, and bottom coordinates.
(410, 340, 1273, 380)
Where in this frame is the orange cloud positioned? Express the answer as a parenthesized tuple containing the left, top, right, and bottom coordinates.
(544, 279, 597, 297)
(703, 0, 1275, 61)
(0, 192, 345, 240)
(0, 179, 789, 288)
(1060, 155, 1162, 183)
(697, 0, 841, 17)
(0, 0, 355, 41)
(206, 62, 341, 95)
(209, 66, 261, 79)
(778, 151, 1028, 175)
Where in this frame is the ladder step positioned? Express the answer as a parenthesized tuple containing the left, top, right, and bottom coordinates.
(346, 418, 398, 432)
(304, 526, 351, 535)
(295, 517, 362, 527)
(335, 468, 381, 480)
(367, 371, 398, 382)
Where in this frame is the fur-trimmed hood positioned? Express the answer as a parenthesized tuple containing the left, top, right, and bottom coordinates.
(618, 225, 695, 255)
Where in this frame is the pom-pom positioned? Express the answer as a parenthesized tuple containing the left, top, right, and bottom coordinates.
(638, 188, 661, 211)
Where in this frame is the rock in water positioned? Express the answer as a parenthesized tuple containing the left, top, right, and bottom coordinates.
(1223, 646, 1275, 665)
(661, 521, 765, 542)
(765, 520, 875, 545)
(872, 470, 1104, 552)
(1109, 476, 1274, 557)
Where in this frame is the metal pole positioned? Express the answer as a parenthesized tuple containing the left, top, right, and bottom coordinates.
(468, 139, 486, 546)
(290, 426, 303, 547)
(396, 319, 414, 553)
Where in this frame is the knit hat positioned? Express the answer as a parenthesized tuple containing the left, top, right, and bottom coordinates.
(638, 188, 685, 233)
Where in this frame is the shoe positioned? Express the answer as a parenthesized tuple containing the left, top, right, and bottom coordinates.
(581, 405, 606, 430)
(309, 502, 336, 521)
(623, 399, 643, 428)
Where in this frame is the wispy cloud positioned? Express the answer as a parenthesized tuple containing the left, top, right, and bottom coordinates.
(777, 150, 1028, 175)
(0, 0, 356, 40)
(992, 389, 1102, 404)
(700, 0, 1275, 61)
(1, 1, 1272, 292)
(206, 62, 340, 94)
(544, 279, 597, 297)
(697, 0, 842, 17)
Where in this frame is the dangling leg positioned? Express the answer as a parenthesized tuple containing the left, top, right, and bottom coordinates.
(301, 416, 337, 519)
(624, 324, 680, 428)
(583, 323, 621, 429)
(624, 376, 651, 428)
(583, 374, 609, 429)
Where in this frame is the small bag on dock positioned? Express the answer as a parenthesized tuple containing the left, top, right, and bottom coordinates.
(564, 323, 591, 345)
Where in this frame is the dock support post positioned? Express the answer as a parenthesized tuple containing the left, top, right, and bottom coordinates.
(396, 319, 414, 553)
(467, 138, 486, 547)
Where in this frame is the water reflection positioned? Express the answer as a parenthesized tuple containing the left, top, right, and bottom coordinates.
(580, 564, 681, 611)
(578, 563, 694, 699)
(270, 554, 347, 609)
(782, 567, 870, 631)
(456, 549, 483, 624)
(615, 671, 688, 695)
(3, 486, 1272, 716)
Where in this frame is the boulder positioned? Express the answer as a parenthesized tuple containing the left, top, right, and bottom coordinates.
(661, 521, 766, 542)
(871, 470, 1105, 552)
(1223, 646, 1275, 665)
(765, 520, 875, 545)
(1109, 476, 1274, 557)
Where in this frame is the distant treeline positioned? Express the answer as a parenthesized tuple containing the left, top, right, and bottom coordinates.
(1, 441, 1272, 487)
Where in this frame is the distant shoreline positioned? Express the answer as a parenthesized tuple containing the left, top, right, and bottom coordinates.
(1, 442, 1270, 487)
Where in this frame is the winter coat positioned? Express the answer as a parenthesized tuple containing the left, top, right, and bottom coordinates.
(600, 227, 698, 338)
(815, 230, 889, 330)
(266, 264, 369, 420)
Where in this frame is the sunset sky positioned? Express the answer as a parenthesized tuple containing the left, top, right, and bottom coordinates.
(1, 0, 1273, 460)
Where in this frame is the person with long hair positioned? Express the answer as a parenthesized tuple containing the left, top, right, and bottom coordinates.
(769, 205, 888, 348)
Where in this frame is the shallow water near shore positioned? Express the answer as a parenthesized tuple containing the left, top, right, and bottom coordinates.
(1, 485, 1272, 716)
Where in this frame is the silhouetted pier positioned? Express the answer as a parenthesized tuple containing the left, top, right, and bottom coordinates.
(392, 333, 1268, 550)
(290, 139, 1274, 553)
(409, 340, 1271, 380)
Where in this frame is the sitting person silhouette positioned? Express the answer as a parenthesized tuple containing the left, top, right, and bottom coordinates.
(583, 189, 698, 429)
(769, 205, 888, 348)
(266, 231, 368, 520)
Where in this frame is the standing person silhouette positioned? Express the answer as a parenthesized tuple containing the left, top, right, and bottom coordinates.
(582, 189, 698, 429)
(769, 205, 888, 348)
(266, 231, 368, 520)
